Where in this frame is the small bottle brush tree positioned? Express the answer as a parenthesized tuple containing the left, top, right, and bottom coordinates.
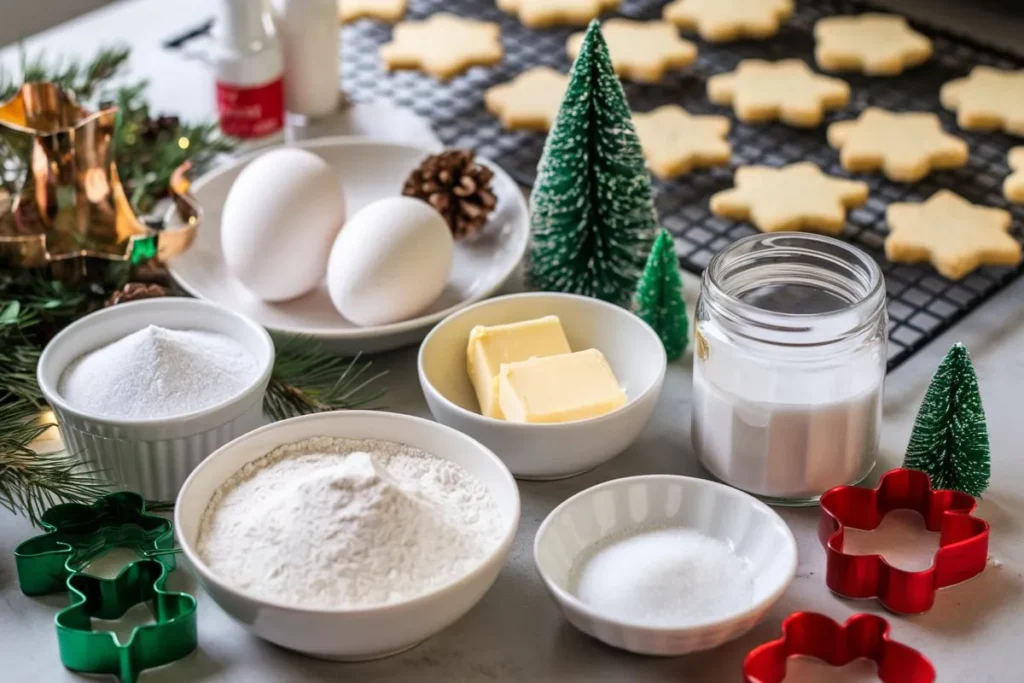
(526, 20, 658, 307)
(633, 229, 688, 360)
(903, 343, 991, 497)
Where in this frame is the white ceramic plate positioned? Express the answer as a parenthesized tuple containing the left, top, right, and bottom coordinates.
(167, 137, 529, 354)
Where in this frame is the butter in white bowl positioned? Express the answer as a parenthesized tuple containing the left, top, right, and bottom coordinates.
(466, 315, 571, 419)
(466, 315, 626, 424)
(498, 349, 627, 424)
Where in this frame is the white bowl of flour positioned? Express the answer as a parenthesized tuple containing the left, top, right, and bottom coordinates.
(174, 410, 520, 660)
(37, 298, 274, 500)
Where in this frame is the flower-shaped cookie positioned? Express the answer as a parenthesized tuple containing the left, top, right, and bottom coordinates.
(14, 491, 174, 596)
(566, 19, 698, 83)
(940, 66, 1024, 136)
(380, 14, 503, 80)
(710, 162, 867, 233)
(819, 468, 990, 614)
(632, 105, 731, 179)
(827, 108, 968, 182)
(885, 190, 1019, 281)
(814, 13, 932, 76)
(485, 66, 569, 132)
(707, 59, 850, 128)
(1005, 147, 1024, 203)
(743, 612, 936, 683)
(663, 0, 794, 42)
(498, 0, 619, 28)
(338, 0, 407, 23)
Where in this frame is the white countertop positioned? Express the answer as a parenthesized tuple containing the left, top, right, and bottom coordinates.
(2, 1, 1023, 680)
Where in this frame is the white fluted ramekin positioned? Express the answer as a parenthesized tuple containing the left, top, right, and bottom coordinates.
(37, 298, 274, 501)
(534, 475, 797, 656)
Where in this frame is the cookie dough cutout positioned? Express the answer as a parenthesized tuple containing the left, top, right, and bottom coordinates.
(710, 162, 868, 234)
(886, 190, 1020, 280)
(707, 59, 850, 128)
(498, 0, 619, 28)
(663, 0, 794, 43)
(827, 108, 968, 183)
(940, 67, 1024, 136)
(814, 13, 932, 76)
(338, 0, 407, 23)
(380, 14, 503, 80)
(632, 105, 731, 180)
(1005, 148, 1024, 204)
(485, 67, 569, 132)
(566, 19, 698, 83)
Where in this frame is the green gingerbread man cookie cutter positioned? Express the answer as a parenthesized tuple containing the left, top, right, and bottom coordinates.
(14, 491, 197, 683)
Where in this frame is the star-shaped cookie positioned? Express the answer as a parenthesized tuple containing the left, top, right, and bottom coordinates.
(566, 19, 698, 83)
(814, 13, 932, 76)
(710, 162, 868, 234)
(827, 108, 968, 182)
(498, 0, 619, 28)
(1005, 148, 1024, 203)
(338, 0, 407, 23)
(886, 190, 1020, 280)
(940, 66, 1024, 136)
(485, 67, 569, 132)
(706, 59, 850, 128)
(380, 14, 503, 80)
(632, 105, 731, 180)
(663, 0, 794, 42)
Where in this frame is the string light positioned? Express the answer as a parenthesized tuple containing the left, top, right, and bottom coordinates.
(178, 136, 190, 150)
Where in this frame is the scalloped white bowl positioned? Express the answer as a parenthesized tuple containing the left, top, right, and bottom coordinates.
(534, 475, 797, 656)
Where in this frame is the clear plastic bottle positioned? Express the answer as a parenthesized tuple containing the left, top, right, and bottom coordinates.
(272, 0, 341, 118)
(214, 0, 285, 140)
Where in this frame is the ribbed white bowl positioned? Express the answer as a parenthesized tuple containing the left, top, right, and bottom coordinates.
(534, 475, 797, 656)
(37, 298, 274, 501)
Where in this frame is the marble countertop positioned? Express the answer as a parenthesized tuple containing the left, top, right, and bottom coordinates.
(2, 1, 1023, 680)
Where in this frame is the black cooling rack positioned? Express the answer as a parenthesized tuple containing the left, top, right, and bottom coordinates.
(339, 0, 1024, 370)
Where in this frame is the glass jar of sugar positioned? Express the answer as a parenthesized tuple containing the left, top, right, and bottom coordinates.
(692, 233, 887, 506)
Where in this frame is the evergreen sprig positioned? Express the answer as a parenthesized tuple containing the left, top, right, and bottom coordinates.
(266, 336, 387, 422)
(0, 399, 109, 525)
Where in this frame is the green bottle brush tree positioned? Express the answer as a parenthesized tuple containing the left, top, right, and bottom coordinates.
(633, 229, 689, 361)
(903, 342, 991, 497)
(526, 20, 658, 308)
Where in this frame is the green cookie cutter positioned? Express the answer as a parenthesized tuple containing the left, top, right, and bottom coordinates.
(14, 491, 197, 683)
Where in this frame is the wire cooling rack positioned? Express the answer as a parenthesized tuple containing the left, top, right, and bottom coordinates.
(339, 0, 1024, 370)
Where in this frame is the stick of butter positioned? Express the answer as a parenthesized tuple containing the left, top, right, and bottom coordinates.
(467, 315, 572, 419)
(498, 348, 627, 424)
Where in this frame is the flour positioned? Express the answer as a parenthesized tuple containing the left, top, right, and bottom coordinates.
(569, 525, 754, 626)
(59, 325, 258, 420)
(197, 437, 505, 609)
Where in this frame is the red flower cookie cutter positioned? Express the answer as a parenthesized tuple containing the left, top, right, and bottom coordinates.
(743, 612, 935, 683)
(818, 468, 989, 614)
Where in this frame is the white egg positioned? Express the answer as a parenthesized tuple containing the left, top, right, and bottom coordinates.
(220, 148, 345, 302)
(327, 197, 454, 326)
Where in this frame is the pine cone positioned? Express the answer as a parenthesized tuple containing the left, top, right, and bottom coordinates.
(105, 282, 169, 307)
(402, 149, 497, 240)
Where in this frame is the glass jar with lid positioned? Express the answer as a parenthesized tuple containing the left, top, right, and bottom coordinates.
(691, 233, 887, 506)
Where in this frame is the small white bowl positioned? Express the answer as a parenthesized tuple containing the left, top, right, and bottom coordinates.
(174, 410, 520, 661)
(534, 475, 797, 656)
(418, 292, 667, 480)
(37, 298, 274, 501)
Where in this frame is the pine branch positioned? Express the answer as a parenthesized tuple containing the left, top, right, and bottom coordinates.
(0, 399, 109, 525)
(266, 337, 388, 421)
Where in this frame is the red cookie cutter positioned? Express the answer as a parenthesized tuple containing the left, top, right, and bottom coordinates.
(743, 612, 935, 683)
(818, 468, 989, 614)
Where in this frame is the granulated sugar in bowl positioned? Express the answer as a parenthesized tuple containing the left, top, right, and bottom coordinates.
(37, 298, 275, 500)
(174, 410, 520, 660)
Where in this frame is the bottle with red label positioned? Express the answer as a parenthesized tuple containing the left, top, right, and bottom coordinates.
(215, 0, 285, 140)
